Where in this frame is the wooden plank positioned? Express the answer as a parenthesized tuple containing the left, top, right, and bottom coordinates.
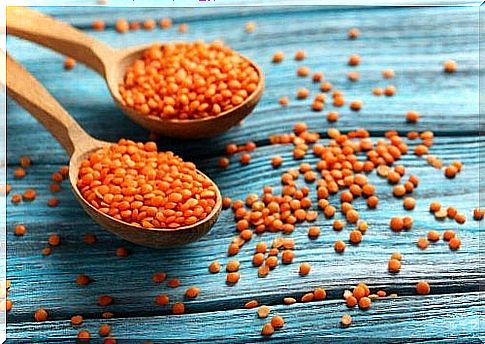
(6, 292, 484, 342)
(6, 136, 483, 322)
(5, 5, 482, 341)
(6, 6, 480, 163)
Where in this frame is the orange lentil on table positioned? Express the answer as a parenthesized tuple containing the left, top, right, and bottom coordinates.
(427, 230, 440, 242)
(98, 295, 113, 307)
(119, 41, 259, 120)
(416, 281, 430, 295)
(185, 286, 200, 299)
(14, 224, 26, 236)
(449, 237, 461, 250)
(455, 213, 466, 224)
(48, 234, 60, 246)
(155, 294, 169, 306)
(99, 324, 112, 337)
(348, 28, 360, 39)
(76, 140, 217, 229)
(240, 153, 251, 165)
(115, 18, 129, 33)
(272, 51, 284, 63)
(92, 19, 105, 31)
(347, 71, 360, 82)
(406, 110, 420, 123)
(473, 208, 484, 220)
(257, 305, 270, 318)
(382, 69, 395, 79)
(245, 300, 259, 309)
(41, 247, 52, 256)
(172, 302, 185, 315)
(71, 315, 84, 326)
(297, 66, 310, 77)
(226, 260, 240, 272)
(160, 17, 173, 29)
(348, 54, 361, 66)
(388, 258, 401, 273)
(349, 100, 362, 111)
(384, 85, 396, 96)
(77, 330, 90, 340)
(226, 272, 240, 284)
(167, 278, 181, 288)
(152, 272, 167, 283)
(208, 260, 221, 273)
(278, 96, 289, 107)
(261, 323, 275, 336)
(340, 314, 352, 327)
(115, 247, 130, 257)
(443, 59, 457, 73)
(64, 58, 76, 70)
(34, 308, 48, 322)
(417, 237, 429, 250)
(19, 155, 31, 167)
(373, 87, 384, 96)
(13, 167, 26, 179)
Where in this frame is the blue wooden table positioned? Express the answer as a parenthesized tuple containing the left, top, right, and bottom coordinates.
(6, 5, 484, 342)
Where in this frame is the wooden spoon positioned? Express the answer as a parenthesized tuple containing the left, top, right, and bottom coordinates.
(6, 7, 265, 139)
(5, 54, 222, 248)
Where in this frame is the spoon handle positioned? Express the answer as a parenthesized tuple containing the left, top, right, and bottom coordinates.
(6, 54, 93, 156)
(7, 7, 113, 76)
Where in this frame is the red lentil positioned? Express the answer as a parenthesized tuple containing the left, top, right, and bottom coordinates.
(384, 85, 396, 96)
(208, 260, 221, 273)
(341, 314, 352, 327)
(167, 278, 181, 288)
(71, 315, 83, 326)
(64, 58, 76, 70)
(473, 208, 484, 220)
(416, 281, 430, 295)
(226, 272, 240, 284)
(115, 18, 129, 33)
(160, 18, 172, 29)
(261, 323, 274, 336)
(185, 286, 200, 299)
(13, 167, 26, 179)
(172, 302, 185, 315)
(92, 19, 105, 31)
(77, 140, 217, 229)
(14, 224, 26, 236)
(257, 305, 270, 318)
(77, 330, 90, 340)
(98, 295, 113, 307)
(299, 262, 311, 276)
(449, 237, 461, 250)
(455, 213, 466, 224)
(19, 155, 31, 167)
(388, 259, 401, 273)
(406, 110, 420, 123)
(417, 237, 429, 250)
(34, 308, 48, 322)
(115, 247, 129, 257)
(272, 51, 284, 63)
(119, 42, 258, 120)
(382, 69, 395, 79)
(99, 324, 111, 337)
(348, 28, 360, 39)
(245, 300, 259, 309)
(443, 59, 457, 73)
(155, 294, 169, 305)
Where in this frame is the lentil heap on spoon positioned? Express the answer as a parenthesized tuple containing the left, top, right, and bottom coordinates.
(119, 41, 260, 120)
(77, 139, 218, 229)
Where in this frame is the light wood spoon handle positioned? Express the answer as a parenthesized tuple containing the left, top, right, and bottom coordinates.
(6, 7, 114, 76)
(6, 54, 92, 156)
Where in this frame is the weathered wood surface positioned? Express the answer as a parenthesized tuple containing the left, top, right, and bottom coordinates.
(5, 5, 483, 341)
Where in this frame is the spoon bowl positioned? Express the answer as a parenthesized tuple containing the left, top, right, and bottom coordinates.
(7, 7, 265, 139)
(6, 54, 222, 248)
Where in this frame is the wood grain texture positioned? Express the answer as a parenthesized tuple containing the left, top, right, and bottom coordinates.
(6, 293, 484, 342)
(5, 5, 482, 341)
